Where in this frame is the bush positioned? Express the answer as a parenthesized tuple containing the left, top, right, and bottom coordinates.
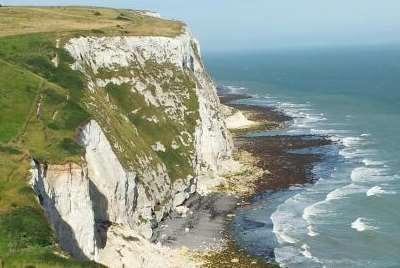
(59, 138, 82, 155)
(91, 29, 105, 34)
(116, 14, 130, 21)
(0, 207, 54, 252)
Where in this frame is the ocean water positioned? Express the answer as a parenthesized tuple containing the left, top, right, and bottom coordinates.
(204, 46, 400, 268)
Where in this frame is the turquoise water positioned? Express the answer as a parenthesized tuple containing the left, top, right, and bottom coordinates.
(205, 46, 400, 268)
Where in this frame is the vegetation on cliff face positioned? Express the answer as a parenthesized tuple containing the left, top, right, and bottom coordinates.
(0, 6, 194, 267)
(89, 58, 199, 183)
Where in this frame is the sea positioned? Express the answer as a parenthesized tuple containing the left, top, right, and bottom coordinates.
(204, 45, 400, 268)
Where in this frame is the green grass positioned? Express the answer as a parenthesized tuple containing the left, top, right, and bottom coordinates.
(0, 33, 89, 163)
(0, 61, 39, 143)
(102, 59, 199, 183)
(0, 205, 102, 267)
(0, 33, 86, 101)
(0, 147, 32, 213)
(1, 249, 102, 268)
(0, 207, 54, 253)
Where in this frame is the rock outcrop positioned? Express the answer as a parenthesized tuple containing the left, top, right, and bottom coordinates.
(30, 24, 234, 267)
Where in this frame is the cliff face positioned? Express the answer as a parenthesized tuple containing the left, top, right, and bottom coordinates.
(30, 28, 233, 266)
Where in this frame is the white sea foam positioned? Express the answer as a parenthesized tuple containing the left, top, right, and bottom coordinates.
(302, 201, 329, 221)
(351, 166, 387, 183)
(271, 209, 300, 244)
(342, 136, 363, 147)
(362, 159, 385, 166)
(310, 129, 334, 135)
(311, 129, 349, 135)
(271, 191, 315, 245)
(275, 230, 299, 244)
(275, 245, 320, 268)
(225, 85, 243, 94)
(244, 90, 392, 267)
(301, 244, 322, 264)
(329, 136, 341, 142)
(275, 244, 323, 268)
(339, 148, 362, 159)
(326, 184, 365, 201)
(351, 217, 378, 232)
(366, 186, 396, 197)
(325, 189, 345, 201)
(307, 225, 319, 237)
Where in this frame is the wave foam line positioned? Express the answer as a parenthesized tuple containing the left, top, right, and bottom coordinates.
(301, 244, 323, 264)
(366, 186, 396, 197)
(351, 217, 378, 232)
(351, 166, 388, 183)
(326, 184, 366, 201)
(362, 159, 385, 166)
(307, 225, 319, 237)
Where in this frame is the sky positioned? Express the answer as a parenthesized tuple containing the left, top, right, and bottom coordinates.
(5, 0, 400, 52)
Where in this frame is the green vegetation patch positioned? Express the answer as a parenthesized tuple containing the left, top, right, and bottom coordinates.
(100, 58, 199, 183)
(0, 61, 39, 143)
(1, 249, 103, 268)
(0, 33, 89, 163)
(0, 33, 90, 265)
(0, 207, 54, 253)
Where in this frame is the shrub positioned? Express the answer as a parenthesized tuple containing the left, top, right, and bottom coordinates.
(0, 207, 54, 252)
(59, 138, 82, 155)
(91, 29, 105, 34)
(116, 14, 130, 21)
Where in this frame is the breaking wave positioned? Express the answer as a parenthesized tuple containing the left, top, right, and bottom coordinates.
(366, 186, 396, 197)
(351, 218, 378, 232)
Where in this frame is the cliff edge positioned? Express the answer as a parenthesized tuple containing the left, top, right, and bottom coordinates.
(0, 6, 235, 268)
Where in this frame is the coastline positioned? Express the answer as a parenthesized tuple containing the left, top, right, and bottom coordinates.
(152, 87, 334, 267)
(145, 47, 400, 268)
(152, 89, 284, 267)
(199, 88, 334, 267)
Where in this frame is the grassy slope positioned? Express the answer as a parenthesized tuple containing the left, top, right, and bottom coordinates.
(0, 6, 186, 267)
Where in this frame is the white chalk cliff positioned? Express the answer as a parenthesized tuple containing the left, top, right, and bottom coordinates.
(30, 25, 234, 267)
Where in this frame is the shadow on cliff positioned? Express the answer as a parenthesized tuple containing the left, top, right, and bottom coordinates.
(89, 180, 111, 249)
(32, 160, 88, 260)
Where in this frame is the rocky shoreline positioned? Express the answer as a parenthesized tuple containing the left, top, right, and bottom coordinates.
(219, 89, 331, 194)
(199, 90, 334, 267)
(152, 88, 334, 267)
(236, 134, 332, 193)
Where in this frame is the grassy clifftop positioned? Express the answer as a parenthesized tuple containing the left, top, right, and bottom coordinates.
(0, 6, 184, 37)
(0, 6, 191, 267)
